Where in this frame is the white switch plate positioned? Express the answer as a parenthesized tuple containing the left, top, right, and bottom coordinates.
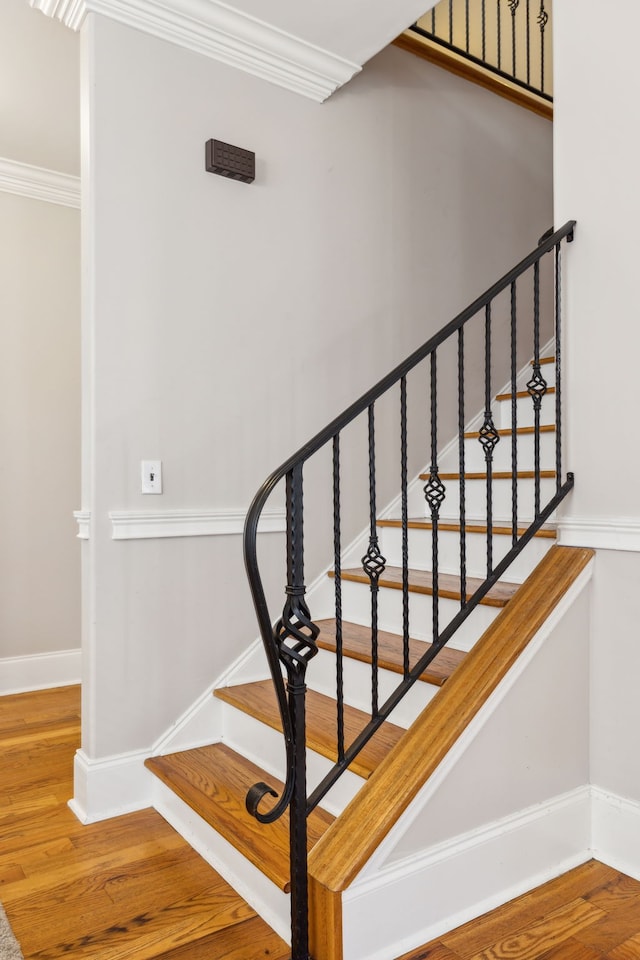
(141, 460, 162, 494)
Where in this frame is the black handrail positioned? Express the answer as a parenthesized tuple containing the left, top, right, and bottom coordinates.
(243, 220, 575, 960)
(410, 0, 552, 102)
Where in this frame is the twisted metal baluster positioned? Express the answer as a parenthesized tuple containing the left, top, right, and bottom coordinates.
(424, 351, 445, 641)
(538, 0, 549, 93)
(458, 328, 467, 609)
(400, 377, 410, 680)
(526, 0, 531, 86)
(332, 433, 344, 762)
(508, 0, 519, 78)
(481, 0, 487, 62)
(465, 0, 470, 52)
(362, 403, 385, 719)
(479, 303, 500, 577)
(510, 280, 518, 547)
(527, 261, 547, 519)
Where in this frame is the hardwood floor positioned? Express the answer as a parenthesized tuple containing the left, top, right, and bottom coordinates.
(3, 687, 640, 960)
(397, 859, 640, 960)
(0, 686, 288, 959)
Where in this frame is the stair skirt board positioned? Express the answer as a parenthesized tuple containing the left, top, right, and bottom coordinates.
(324, 555, 594, 960)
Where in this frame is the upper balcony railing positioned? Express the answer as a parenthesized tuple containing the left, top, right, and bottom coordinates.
(407, 0, 552, 105)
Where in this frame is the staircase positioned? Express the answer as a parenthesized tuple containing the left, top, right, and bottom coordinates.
(145, 224, 584, 959)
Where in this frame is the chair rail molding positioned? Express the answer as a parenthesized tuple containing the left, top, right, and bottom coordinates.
(0, 158, 80, 208)
(28, 0, 361, 102)
(109, 507, 286, 540)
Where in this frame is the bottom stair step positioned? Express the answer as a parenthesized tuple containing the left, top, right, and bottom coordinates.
(146, 743, 334, 893)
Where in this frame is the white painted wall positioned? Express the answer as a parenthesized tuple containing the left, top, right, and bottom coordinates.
(0, 191, 80, 669)
(80, 12, 553, 767)
(554, 0, 640, 814)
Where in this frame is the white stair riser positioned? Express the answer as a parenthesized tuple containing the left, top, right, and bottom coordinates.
(461, 429, 556, 473)
(417, 476, 559, 522)
(311, 647, 439, 729)
(378, 524, 553, 583)
(337, 577, 502, 649)
(496, 392, 556, 429)
(218, 699, 364, 817)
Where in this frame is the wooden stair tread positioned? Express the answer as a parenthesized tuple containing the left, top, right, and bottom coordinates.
(315, 619, 465, 687)
(145, 743, 333, 893)
(535, 355, 555, 365)
(333, 565, 518, 607)
(377, 518, 556, 538)
(214, 681, 404, 779)
(308, 546, 595, 894)
(495, 386, 556, 402)
(464, 424, 555, 439)
(422, 470, 556, 481)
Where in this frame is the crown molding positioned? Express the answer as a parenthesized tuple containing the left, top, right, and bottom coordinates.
(0, 157, 80, 208)
(29, 0, 361, 102)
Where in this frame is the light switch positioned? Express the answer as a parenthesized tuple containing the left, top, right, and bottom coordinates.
(141, 460, 162, 495)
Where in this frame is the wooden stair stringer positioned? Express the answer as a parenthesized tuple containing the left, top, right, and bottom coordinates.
(307, 545, 594, 959)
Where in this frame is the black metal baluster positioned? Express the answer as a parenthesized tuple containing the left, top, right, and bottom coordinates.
(526, 0, 531, 86)
(555, 243, 562, 492)
(362, 403, 385, 719)
(497, 0, 502, 69)
(424, 352, 445, 642)
(510, 280, 518, 547)
(278, 463, 318, 960)
(431, 5, 436, 34)
(538, 0, 549, 93)
(400, 377, 410, 680)
(465, 0, 470, 52)
(527, 261, 546, 519)
(509, 0, 519, 79)
(479, 304, 500, 577)
(332, 434, 344, 762)
(458, 328, 467, 609)
(449, 0, 454, 45)
(481, 0, 487, 62)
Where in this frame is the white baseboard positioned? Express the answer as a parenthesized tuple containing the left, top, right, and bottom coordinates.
(69, 747, 153, 823)
(591, 786, 640, 881)
(0, 649, 81, 696)
(343, 786, 591, 960)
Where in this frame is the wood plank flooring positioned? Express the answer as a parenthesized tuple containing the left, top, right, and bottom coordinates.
(4, 688, 640, 960)
(0, 686, 288, 960)
(397, 860, 640, 960)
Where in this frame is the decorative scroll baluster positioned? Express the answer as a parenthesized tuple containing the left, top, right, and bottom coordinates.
(332, 434, 344, 762)
(458, 328, 467, 609)
(510, 280, 518, 547)
(538, 0, 549, 93)
(508, 0, 519, 78)
(362, 403, 385, 718)
(400, 377, 410, 680)
(277, 464, 318, 960)
(527, 261, 546, 518)
(479, 303, 500, 577)
(424, 351, 445, 641)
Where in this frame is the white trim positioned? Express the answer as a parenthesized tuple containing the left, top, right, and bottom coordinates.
(30, 0, 361, 102)
(108, 507, 286, 540)
(558, 516, 640, 552)
(0, 648, 81, 695)
(343, 787, 591, 960)
(73, 510, 91, 539)
(69, 747, 153, 823)
(592, 787, 640, 881)
(0, 157, 80, 208)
